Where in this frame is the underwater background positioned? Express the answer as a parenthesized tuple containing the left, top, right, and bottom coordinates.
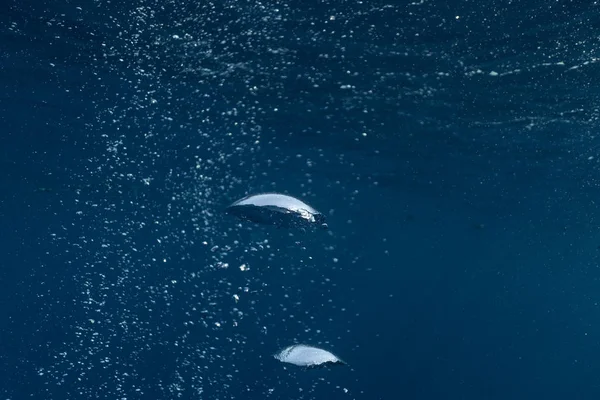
(2, 0, 600, 399)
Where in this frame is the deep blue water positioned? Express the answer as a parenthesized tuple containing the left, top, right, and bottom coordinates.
(3, 0, 600, 399)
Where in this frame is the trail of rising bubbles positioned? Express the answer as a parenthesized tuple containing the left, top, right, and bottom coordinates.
(38, 3, 269, 398)
(35, 0, 363, 398)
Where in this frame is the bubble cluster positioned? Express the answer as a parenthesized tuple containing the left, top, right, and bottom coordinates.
(24, 2, 358, 397)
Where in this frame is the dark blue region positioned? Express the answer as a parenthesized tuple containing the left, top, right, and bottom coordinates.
(2, 0, 600, 399)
